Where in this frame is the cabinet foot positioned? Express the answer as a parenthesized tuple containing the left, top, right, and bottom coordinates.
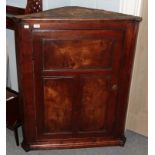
(21, 141, 31, 152)
(119, 135, 126, 147)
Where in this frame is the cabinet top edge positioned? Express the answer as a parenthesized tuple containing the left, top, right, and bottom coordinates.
(13, 6, 142, 22)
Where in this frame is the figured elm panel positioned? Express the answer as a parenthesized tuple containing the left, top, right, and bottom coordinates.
(78, 76, 110, 132)
(43, 39, 113, 70)
(43, 77, 74, 133)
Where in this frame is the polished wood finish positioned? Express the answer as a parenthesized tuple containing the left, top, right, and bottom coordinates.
(14, 6, 141, 151)
(6, 6, 25, 29)
(6, 6, 25, 15)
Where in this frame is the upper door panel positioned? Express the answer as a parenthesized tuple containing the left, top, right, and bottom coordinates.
(33, 30, 124, 72)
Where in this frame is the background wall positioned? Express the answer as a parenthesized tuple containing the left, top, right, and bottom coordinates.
(70, 0, 120, 11)
(6, 0, 27, 8)
(6, 0, 147, 136)
(43, 0, 70, 10)
(6, 30, 18, 90)
(6, 0, 27, 90)
(126, 0, 148, 136)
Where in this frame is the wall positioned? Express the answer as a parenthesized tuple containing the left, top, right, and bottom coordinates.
(6, 0, 27, 8)
(6, 0, 27, 91)
(119, 0, 142, 16)
(43, 0, 70, 10)
(6, 30, 18, 91)
(6, 0, 121, 11)
(126, 0, 148, 136)
(6, 0, 70, 10)
(70, 0, 120, 11)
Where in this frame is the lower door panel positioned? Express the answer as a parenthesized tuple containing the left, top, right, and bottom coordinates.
(35, 74, 117, 140)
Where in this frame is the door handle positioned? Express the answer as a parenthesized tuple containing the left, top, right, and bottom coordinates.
(112, 84, 118, 90)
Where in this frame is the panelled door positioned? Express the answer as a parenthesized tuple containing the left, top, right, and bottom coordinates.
(32, 29, 124, 140)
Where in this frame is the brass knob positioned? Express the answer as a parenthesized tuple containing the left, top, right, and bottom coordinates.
(112, 84, 118, 90)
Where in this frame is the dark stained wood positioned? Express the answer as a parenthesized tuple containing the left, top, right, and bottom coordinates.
(6, 6, 25, 15)
(14, 6, 141, 151)
(35, 30, 122, 71)
(43, 77, 74, 133)
(43, 39, 113, 70)
(78, 76, 110, 132)
(15, 23, 37, 144)
(6, 6, 25, 30)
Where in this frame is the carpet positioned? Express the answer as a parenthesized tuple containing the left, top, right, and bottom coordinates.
(6, 128, 148, 155)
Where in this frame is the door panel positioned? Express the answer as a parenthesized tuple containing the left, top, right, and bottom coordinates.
(78, 76, 110, 132)
(33, 30, 123, 72)
(43, 39, 113, 70)
(43, 77, 74, 133)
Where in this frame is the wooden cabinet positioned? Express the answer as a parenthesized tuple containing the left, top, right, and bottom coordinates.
(14, 6, 141, 151)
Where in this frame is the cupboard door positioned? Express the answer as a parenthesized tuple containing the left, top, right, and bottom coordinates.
(32, 30, 123, 140)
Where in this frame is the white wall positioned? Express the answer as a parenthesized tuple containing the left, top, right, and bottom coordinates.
(6, 0, 27, 8)
(126, 0, 148, 136)
(96, 0, 120, 11)
(70, 0, 97, 9)
(44, 0, 70, 10)
(6, 30, 18, 91)
(119, 0, 142, 15)
(6, 0, 27, 91)
(70, 0, 120, 11)
(6, 0, 70, 11)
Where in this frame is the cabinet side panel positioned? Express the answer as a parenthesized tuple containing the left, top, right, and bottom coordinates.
(115, 22, 140, 136)
(15, 23, 36, 143)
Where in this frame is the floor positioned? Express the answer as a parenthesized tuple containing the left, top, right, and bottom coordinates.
(6, 128, 148, 155)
